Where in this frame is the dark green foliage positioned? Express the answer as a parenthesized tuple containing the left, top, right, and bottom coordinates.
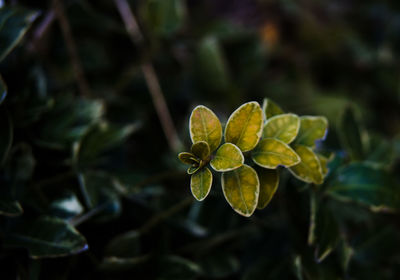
(1, 0, 400, 279)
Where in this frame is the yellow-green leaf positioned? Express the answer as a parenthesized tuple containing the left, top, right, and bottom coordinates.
(190, 105, 222, 152)
(178, 152, 199, 165)
(257, 168, 279, 209)
(262, 98, 284, 119)
(263, 113, 300, 144)
(210, 143, 244, 172)
(251, 138, 300, 169)
(295, 116, 328, 147)
(289, 145, 324, 184)
(191, 141, 210, 160)
(221, 164, 259, 217)
(187, 165, 200, 175)
(317, 154, 329, 176)
(224, 102, 263, 152)
(191, 167, 213, 201)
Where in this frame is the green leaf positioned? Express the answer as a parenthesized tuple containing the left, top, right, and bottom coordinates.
(5, 216, 88, 259)
(0, 109, 13, 166)
(317, 153, 329, 176)
(256, 168, 279, 209)
(189, 105, 222, 152)
(178, 152, 199, 165)
(0, 200, 23, 217)
(191, 141, 210, 160)
(252, 138, 300, 169)
(327, 163, 400, 211)
(0, 6, 40, 62)
(225, 101, 263, 152)
(0, 74, 7, 105)
(190, 167, 212, 201)
(262, 98, 284, 119)
(295, 116, 328, 147)
(263, 113, 300, 144)
(210, 143, 244, 172)
(222, 164, 259, 217)
(338, 106, 364, 160)
(289, 145, 324, 184)
(187, 165, 200, 175)
(105, 230, 141, 258)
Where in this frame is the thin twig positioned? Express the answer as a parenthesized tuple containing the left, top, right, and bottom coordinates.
(113, 0, 181, 151)
(53, 0, 92, 98)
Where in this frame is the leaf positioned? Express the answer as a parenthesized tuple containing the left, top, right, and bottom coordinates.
(252, 138, 300, 169)
(0, 200, 23, 217)
(263, 113, 300, 144)
(105, 230, 141, 258)
(189, 105, 222, 152)
(200, 253, 239, 278)
(5, 216, 88, 259)
(48, 192, 84, 220)
(221, 164, 259, 217)
(178, 152, 199, 165)
(191, 141, 210, 160)
(327, 163, 400, 211)
(0, 109, 13, 166)
(257, 168, 279, 209)
(0, 74, 7, 105)
(295, 116, 328, 147)
(224, 101, 263, 152)
(158, 255, 202, 280)
(210, 143, 244, 172)
(187, 165, 200, 175)
(0, 6, 40, 62)
(289, 145, 324, 184)
(262, 98, 284, 119)
(190, 167, 212, 201)
(338, 106, 364, 160)
(317, 154, 329, 176)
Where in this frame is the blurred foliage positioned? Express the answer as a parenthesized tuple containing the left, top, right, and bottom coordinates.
(1, 0, 400, 279)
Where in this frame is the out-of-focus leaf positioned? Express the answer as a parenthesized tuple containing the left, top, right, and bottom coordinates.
(295, 116, 328, 148)
(178, 152, 199, 165)
(0, 109, 13, 166)
(105, 230, 141, 258)
(141, 0, 185, 37)
(222, 164, 259, 217)
(225, 102, 263, 152)
(190, 167, 212, 201)
(0, 74, 7, 105)
(327, 163, 400, 212)
(262, 98, 284, 119)
(293, 255, 303, 280)
(263, 113, 300, 144)
(99, 255, 150, 272)
(0, 6, 40, 62)
(338, 241, 353, 273)
(158, 255, 202, 280)
(200, 253, 239, 278)
(339, 106, 364, 160)
(195, 36, 230, 92)
(289, 145, 323, 184)
(191, 141, 210, 161)
(365, 133, 395, 169)
(5, 216, 88, 259)
(316, 153, 329, 176)
(252, 138, 300, 169)
(0, 200, 23, 217)
(256, 168, 279, 209)
(189, 105, 222, 152)
(74, 121, 137, 167)
(48, 192, 84, 220)
(6, 143, 35, 182)
(242, 257, 292, 280)
(210, 143, 243, 172)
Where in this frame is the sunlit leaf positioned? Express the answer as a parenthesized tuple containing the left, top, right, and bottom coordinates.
(262, 98, 284, 119)
(327, 163, 400, 211)
(189, 105, 222, 152)
(225, 102, 263, 152)
(289, 145, 324, 184)
(252, 138, 300, 169)
(339, 106, 364, 160)
(190, 167, 212, 201)
(293, 255, 303, 280)
(295, 116, 328, 147)
(178, 152, 199, 165)
(263, 113, 300, 144)
(256, 168, 279, 209)
(191, 141, 210, 161)
(317, 154, 329, 176)
(0, 200, 23, 217)
(222, 164, 259, 217)
(0, 6, 40, 62)
(5, 216, 88, 259)
(210, 143, 244, 172)
(0, 74, 7, 105)
(187, 165, 200, 175)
